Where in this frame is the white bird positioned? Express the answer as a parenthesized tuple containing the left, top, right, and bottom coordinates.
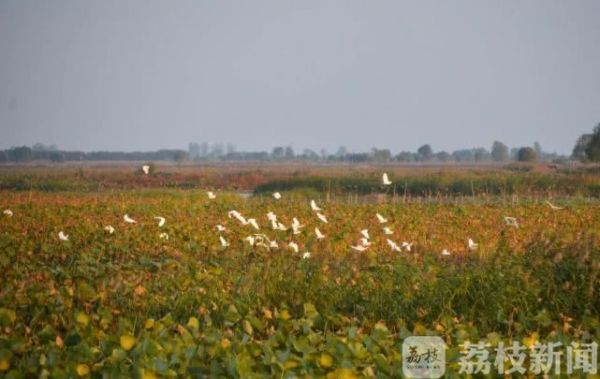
(228, 210, 240, 219)
(159, 232, 169, 240)
(267, 211, 277, 222)
(376, 213, 388, 223)
(269, 240, 279, 249)
(386, 239, 401, 252)
(545, 201, 563, 211)
(272, 192, 281, 200)
(360, 229, 370, 240)
(123, 214, 137, 224)
(207, 191, 216, 200)
(142, 165, 150, 175)
(504, 216, 519, 228)
(216, 224, 226, 232)
(104, 225, 115, 234)
(3, 209, 13, 217)
(382, 173, 392, 186)
(401, 242, 413, 252)
(316, 212, 328, 223)
(291, 218, 304, 234)
(383, 227, 394, 235)
(244, 236, 255, 246)
(360, 238, 371, 247)
(219, 236, 229, 247)
(351, 245, 368, 252)
(248, 218, 260, 230)
(276, 222, 288, 231)
(288, 242, 299, 253)
(468, 238, 478, 251)
(310, 200, 322, 212)
(441, 249, 452, 256)
(154, 216, 165, 227)
(235, 214, 249, 225)
(302, 252, 311, 259)
(315, 227, 325, 240)
(58, 231, 69, 241)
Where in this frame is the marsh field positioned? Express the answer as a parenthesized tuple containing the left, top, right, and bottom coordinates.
(0, 163, 599, 378)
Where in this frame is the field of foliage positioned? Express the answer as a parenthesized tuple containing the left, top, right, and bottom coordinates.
(0, 166, 599, 378)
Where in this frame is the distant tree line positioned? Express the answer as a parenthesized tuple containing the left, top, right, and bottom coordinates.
(572, 123, 600, 162)
(0, 144, 188, 163)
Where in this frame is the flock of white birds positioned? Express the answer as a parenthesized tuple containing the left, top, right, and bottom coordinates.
(1, 170, 566, 259)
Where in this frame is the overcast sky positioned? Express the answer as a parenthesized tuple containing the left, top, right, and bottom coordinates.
(1, 1, 599, 154)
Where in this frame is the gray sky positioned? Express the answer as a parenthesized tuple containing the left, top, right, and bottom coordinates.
(1, 0, 599, 154)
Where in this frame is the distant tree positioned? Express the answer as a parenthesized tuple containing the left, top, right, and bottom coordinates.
(173, 150, 189, 163)
(11, 146, 33, 162)
(395, 151, 416, 162)
(188, 142, 200, 159)
(534, 141, 543, 156)
(472, 147, 491, 162)
(284, 146, 295, 159)
(417, 144, 433, 161)
(371, 148, 392, 162)
(335, 146, 348, 158)
(0, 151, 7, 163)
(572, 134, 592, 161)
(49, 151, 65, 162)
(319, 148, 328, 159)
(517, 147, 537, 162)
(435, 151, 451, 162)
(584, 124, 600, 162)
(452, 149, 473, 162)
(491, 141, 509, 162)
(271, 147, 284, 159)
(301, 149, 319, 160)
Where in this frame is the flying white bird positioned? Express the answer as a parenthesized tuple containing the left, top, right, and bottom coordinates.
(504, 216, 519, 228)
(545, 201, 563, 211)
(3, 209, 13, 217)
(316, 212, 328, 223)
(376, 213, 388, 224)
(291, 218, 304, 234)
(207, 191, 216, 200)
(441, 249, 452, 256)
(468, 238, 478, 251)
(288, 242, 299, 253)
(401, 242, 413, 252)
(273, 192, 282, 200)
(302, 252, 311, 259)
(248, 218, 260, 230)
(315, 228, 325, 240)
(142, 165, 150, 175)
(123, 214, 137, 224)
(360, 229, 370, 240)
(310, 200, 322, 212)
(104, 225, 115, 234)
(244, 236, 255, 246)
(58, 231, 69, 241)
(228, 210, 240, 219)
(382, 173, 392, 186)
(216, 224, 226, 232)
(154, 216, 165, 227)
(383, 227, 394, 235)
(360, 238, 372, 247)
(159, 232, 169, 240)
(351, 245, 368, 252)
(219, 236, 229, 247)
(386, 239, 401, 252)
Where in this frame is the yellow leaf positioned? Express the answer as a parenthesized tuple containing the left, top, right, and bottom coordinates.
(144, 319, 155, 330)
(187, 317, 199, 330)
(76, 312, 90, 327)
(141, 369, 158, 379)
(120, 335, 136, 351)
(76, 364, 90, 377)
(280, 309, 291, 321)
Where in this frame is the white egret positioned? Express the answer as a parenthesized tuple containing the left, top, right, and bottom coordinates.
(401, 242, 413, 252)
(248, 218, 260, 230)
(58, 231, 69, 241)
(441, 249, 451, 256)
(468, 238, 478, 251)
(360, 229, 370, 240)
(545, 201, 563, 211)
(159, 232, 169, 240)
(386, 239, 401, 252)
(3, 209, 13, 217)
(383, 227, 394, 235)
(207, 191, 216, 200)
(310, 200, 322, 212)
(382, 173, 392, 186)
(267, 212, 277, 222)
(142, 165, 150, 175)
(360, 238, 371, 247)
(315, 228, 325, 240)
(216, 224, 226, 232)
(154, 216, 165, 227)
(316, 212, 328, 223)
(302, 252, 311, 259)
(288, 242, 299, 253)
(273, 192, 281, 200)
(504, 216, 519, 228)
(104, 225, 115, 234)
(376, 213, 388, 223)
(269, 240, 279, 249)
(123, 214, 137, 224)
(219, 236, 229, 247)
(244, 236, 255, 246)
